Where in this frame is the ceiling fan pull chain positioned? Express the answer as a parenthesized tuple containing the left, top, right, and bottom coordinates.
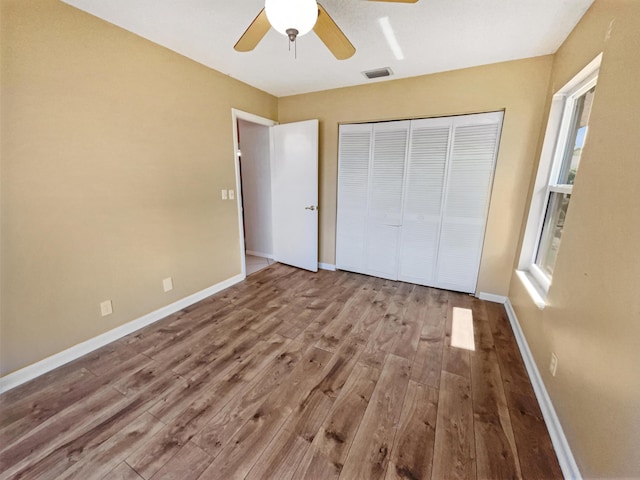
(284, 27, 299, 59)
(286, 34, 297, 59)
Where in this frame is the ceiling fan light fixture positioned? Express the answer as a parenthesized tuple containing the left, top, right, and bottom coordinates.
(265, 0, 319, 38)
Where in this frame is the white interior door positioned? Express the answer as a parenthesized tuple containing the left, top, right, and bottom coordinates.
(336, 123, 372, 275)
(435, 112, 503, 292)
(365, 120, 410, 280)
(271, 119, 319, 272)
(398, 116, 452, 286)
(335, 111, 503, 293)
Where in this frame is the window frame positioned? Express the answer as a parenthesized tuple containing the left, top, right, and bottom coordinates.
(517, 54, 601, 307)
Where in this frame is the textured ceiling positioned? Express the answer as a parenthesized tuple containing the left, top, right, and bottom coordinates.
(61, 0, 595, 97)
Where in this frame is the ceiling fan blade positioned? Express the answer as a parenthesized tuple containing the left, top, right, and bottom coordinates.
(234, 8, 271, 52)
(314, 4, 356, 60)
(368, 0, 419, 3)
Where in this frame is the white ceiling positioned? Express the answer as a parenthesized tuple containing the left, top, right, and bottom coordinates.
(61, 0, 594, 97)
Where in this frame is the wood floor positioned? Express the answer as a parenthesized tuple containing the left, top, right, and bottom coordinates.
(0, 264, 563, 479)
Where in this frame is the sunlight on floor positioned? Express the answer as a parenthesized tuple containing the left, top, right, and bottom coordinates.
(451, 307, 475, 351)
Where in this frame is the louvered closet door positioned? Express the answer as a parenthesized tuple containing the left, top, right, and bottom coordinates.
(398, 117, 452, 286)
(365, 121, 410, 280)
(435, 112, 503, 293)
(335, 124, 372, 274)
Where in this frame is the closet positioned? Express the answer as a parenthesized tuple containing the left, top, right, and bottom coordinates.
(335, 111, 503, 293)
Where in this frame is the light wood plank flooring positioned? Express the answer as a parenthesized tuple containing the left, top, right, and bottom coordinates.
(0, 264, 563, 479)
(245, 254, 276, 276)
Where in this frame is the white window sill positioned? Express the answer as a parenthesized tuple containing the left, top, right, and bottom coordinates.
(516, 270, 547, 310)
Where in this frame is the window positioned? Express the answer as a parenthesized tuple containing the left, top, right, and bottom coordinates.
(535, 85, 595, 277)
(518, 54, 600, 307)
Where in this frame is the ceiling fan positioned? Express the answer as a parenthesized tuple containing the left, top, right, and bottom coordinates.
(234, 0, 418, 60)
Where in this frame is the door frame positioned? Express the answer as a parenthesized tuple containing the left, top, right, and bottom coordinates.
(231, 108, 278, 277)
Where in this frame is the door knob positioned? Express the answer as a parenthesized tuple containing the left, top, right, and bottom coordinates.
(305, 205, 318, 211)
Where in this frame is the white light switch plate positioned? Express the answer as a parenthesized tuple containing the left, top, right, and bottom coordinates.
(228, 189, 235, 200)
(221, 189, 228, 200)
(163, 277, 173, 292)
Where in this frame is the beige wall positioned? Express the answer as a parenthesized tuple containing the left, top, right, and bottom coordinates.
(4, 1, 638, 475)
(278, 56, 554, 296)
(0, 0, 277, 375)
(509, 0, 640, 477)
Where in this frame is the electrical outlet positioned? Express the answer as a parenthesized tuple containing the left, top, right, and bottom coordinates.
(163, 277, 173, 292)
(228, 189, 235, 200)
(221, 189, 228, 200)
(549, 353, 558, 376)
(100, 300, 113, 317)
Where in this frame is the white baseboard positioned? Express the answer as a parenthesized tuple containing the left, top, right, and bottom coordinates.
(503, 299, 581, 480)
(318, 262, 336, 271)
(0, 273, 245, 394)
(246, 250, 274, 259)
(477, 292, 508, 304)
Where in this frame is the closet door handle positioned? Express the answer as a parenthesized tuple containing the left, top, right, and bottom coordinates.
(305, 205, 318, 211)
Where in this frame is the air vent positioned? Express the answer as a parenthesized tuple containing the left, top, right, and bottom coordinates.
(362, 67, 393, 80)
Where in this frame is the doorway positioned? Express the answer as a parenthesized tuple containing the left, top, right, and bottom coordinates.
(232, 109, 319, 278)
(232, 110, 277, 277)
